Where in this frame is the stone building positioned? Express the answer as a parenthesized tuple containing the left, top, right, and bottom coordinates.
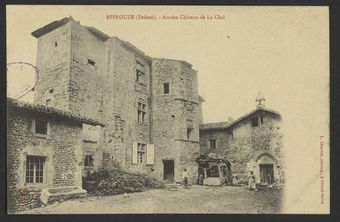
(199, 97, 283, 185)
(7, 98, 104, 213)
(31, 17, 201, 183)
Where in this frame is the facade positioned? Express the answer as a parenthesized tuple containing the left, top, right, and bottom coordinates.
(7, 98, 103, 213)
(31, 17, 200, 183)
(200, 105, 283, 185)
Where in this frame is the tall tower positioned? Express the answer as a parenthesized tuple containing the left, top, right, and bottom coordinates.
(32, 17, 106, 120)
(151, 58, 200, 183)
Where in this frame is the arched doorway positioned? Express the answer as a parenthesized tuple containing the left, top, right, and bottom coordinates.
(256, 153, 278, 185)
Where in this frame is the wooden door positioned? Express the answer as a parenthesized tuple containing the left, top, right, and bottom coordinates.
(163, 160, 174, 182)
(260, 164, 274, 184)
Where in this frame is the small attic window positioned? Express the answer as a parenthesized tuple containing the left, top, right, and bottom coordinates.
(54, 41, 58, 47)
(164, 83, 169, 94)
(88, 59, 95, 66)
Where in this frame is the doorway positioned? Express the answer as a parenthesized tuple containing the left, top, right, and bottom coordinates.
(163, 160, 174, 182)
(259, 164, 274, 185)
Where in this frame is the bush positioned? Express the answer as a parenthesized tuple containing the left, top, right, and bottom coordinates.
(83, 168, 165, 196)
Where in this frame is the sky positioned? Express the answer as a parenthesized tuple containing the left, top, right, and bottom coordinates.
(6, 5, 328, 123)
(7, 6, 329, 213)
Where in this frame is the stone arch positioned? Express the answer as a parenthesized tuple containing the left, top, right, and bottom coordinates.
(256, 152, 278, 165)
(253, 150, 280, 165)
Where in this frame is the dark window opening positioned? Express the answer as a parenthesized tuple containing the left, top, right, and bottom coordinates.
(26, 156, 45, 184)
(136, 69, 145, 83)
(88, 59, 95, 66)
(137, 102, 146, 124)
(209, 139, 216, 149)
(49, 89, 53, 93)
(84, 155, 94, 167)
(35, 119, 48, 135)
(251, 117, 259, 127)
(163, 83, 169, 94)
(187, 128, 192, 140)
(136, 60, 145, 84)
(54, 41, 58, 47)
(46, 99, 51, 106)
(207, 165, 220, 178)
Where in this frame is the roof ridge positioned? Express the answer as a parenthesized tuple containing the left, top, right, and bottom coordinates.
(7, 97, 104, 126)
(200, 107, 280, 130)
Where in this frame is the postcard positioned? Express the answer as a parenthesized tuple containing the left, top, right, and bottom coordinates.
(6, 5, 329, 214)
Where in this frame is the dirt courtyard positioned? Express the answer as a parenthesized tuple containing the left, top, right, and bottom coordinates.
(21, 185, 282, 214)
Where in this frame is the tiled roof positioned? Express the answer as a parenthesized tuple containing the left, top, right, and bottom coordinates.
(7, 98, 105, 126)
(199, 121, 230, 130)
(200, 107, 280, 131)
(31, 17, 74, 38)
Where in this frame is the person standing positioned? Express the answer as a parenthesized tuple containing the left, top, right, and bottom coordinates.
(248, 171, 256, 190)
(182, 168, 188, 189)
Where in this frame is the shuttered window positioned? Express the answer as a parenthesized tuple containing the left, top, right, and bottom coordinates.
(132, 143, 154, 165)
(146, 144, 154, 165)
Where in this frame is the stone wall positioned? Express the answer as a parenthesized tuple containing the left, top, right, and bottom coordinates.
(200, 129, 231, 155)
(7, 107, 83, 213)
(102, 38, 153, 172)
(34, 22, 72, 111)
(69, 21, 106, 120)
(199, 110, 283, 182)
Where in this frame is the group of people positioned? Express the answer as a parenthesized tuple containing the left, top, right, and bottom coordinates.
(182, 168, 257, 191)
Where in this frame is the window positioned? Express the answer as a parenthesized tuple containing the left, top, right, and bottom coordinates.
(163, 83, 169, 94)
(49, 89, 53, 93)
(207, 165, 220, 178)
(84, 155, 94, 167)
(187, 128, 192, 140)
(209, 139, 216, 149)
(251, 117, 259, 127)
(136, 69, 145, 83)
(137, 102, 146, 124)
(26, 156, 45, 184)
(35, 119, 48, 135)
(54, 41, 58, 47)
(137, 143, 146, 163)
(88, 59, 95, 66)
(136, 61, 145, 84)
(46, 99, 51, 106)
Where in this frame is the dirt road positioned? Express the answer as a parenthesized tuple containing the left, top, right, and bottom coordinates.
(21, 185, 282, 214)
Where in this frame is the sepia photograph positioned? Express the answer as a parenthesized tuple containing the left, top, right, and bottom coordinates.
(6, 5, 329, 214)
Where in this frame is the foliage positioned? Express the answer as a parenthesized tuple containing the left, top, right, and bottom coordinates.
(83, 168, 165, 196)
